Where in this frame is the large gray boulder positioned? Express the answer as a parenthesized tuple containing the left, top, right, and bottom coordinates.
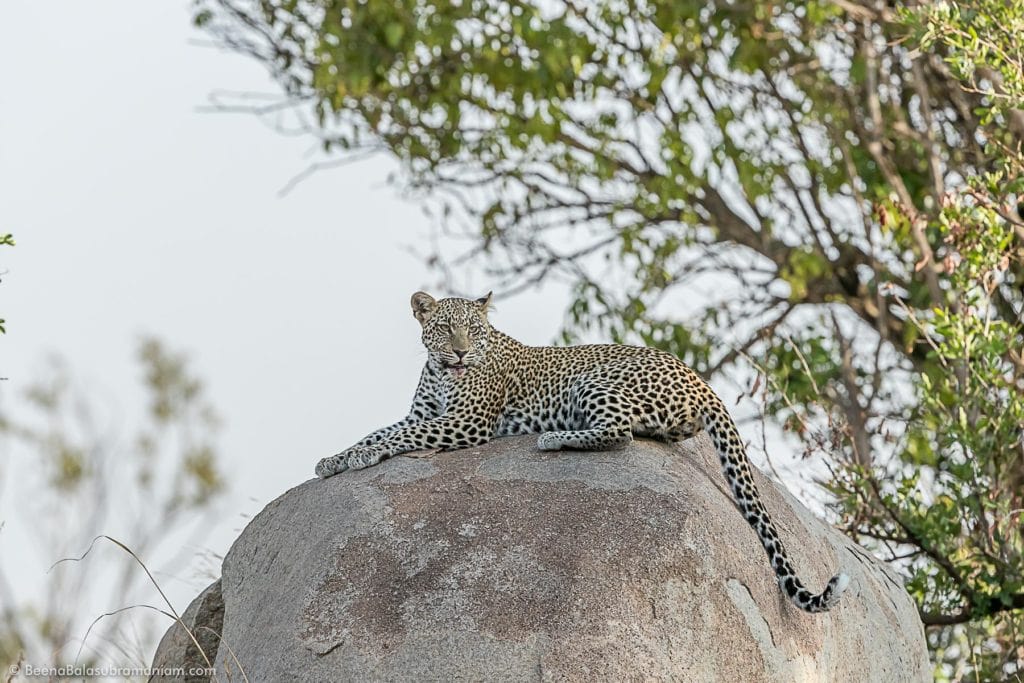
(153, 435, 930, 681)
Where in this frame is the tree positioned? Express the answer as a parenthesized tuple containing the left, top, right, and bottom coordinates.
(0, 339, 225, 670)
(194, 0, 1024, 677)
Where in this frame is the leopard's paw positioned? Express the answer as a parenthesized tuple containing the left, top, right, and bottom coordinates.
(315, 453, 348, 479)
(344, 445, 386, 470)
(536, 432, 565, 452)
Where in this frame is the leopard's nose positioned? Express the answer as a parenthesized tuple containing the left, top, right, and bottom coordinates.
(454, 349, 467, 360)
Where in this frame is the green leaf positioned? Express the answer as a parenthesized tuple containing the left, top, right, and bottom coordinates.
(384, 22, 404, 49)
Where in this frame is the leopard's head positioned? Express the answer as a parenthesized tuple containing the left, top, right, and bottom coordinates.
(411, 291, 493, 378)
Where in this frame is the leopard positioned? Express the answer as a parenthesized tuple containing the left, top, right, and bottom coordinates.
(316, 291, 850, 613)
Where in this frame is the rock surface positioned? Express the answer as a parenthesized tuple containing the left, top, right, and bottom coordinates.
(150, 580, 223, 682)
(153, 435, 930, 681)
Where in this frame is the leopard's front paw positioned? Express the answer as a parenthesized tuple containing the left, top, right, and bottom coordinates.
(536, 432, 564, 451)
(344, 445, 386, 470)
(316, 445, 389, 478)
(316, 453, 348, 479)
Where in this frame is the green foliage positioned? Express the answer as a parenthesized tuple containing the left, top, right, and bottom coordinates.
(828, 4, 1024, 678)
(198, 0, 1024, 676)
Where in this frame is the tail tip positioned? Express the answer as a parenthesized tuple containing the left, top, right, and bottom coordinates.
(823, 572, 851, 609)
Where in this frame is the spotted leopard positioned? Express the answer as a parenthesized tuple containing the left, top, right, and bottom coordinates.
(316, 292, 850, 613)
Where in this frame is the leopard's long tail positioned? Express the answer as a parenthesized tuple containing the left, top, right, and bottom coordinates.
(701, 393, 849, 612)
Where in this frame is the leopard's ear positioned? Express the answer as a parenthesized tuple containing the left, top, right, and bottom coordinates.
(475, 291, 493, 314)
(411, 291, 437, 324)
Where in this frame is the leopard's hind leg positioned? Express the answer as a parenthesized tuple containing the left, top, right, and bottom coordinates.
(536, 378, 633, 451)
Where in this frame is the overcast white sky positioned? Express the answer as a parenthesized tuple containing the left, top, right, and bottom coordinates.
(0, 0, 811, 666)
(0, 0, 570, 660)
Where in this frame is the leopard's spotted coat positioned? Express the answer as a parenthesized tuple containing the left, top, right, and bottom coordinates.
(316, 292, 850, 613)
